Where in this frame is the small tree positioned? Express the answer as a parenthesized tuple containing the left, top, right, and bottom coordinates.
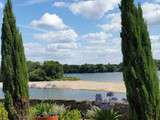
(1, 0, 29, 119)
(120, 0, 160, 119)
(43, 61, 64, 79)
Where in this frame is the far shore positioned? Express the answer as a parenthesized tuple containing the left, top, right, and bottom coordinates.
(0, 80, 126, 93)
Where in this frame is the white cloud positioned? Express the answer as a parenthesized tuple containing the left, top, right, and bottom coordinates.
(142, 2, 160, 25)
(46, 43, 77, 52)
(53, 2, 66, 8)
(29, 12, 80, 63)
(34, 29, 78, 43)
(69, 0, 120, 19)
(24, 43, 46, 60)
(81, 32, 111, 45)
(26, 1, 160, 64)
(0, 2, 3, 10)
(30, 29, 123, 64)
(77, 32, 122, 64)
(24, 42, 77, 63)
(56, 43, 77, 49)
(30, 13, 68, 30)
(98, 13, 121, 32)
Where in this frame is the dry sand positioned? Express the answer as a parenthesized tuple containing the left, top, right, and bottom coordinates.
(0, 81, 126, 93)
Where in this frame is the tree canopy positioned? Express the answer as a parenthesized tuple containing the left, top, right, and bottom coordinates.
(120, 0, 160, 119)
(1, 0, 29, 119)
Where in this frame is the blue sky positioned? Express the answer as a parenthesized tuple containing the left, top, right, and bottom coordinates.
(0, 0, 160, 64)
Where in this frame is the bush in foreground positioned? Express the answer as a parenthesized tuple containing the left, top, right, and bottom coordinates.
(86, 106, 121, 120)
(59, 109, 81, 120)
(29, 103, 82, 120)
(29, 103, 66, 119)
(0, 103, 8, 120)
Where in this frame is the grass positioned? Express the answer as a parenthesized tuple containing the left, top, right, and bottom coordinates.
(54, 76, 80, 81)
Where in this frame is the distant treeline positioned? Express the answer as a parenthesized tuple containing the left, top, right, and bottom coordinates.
(27, 60, 160, 77)
(1, 60, 159, 82)
(63, 64, 123, 73)
(64, 60, 160, 73)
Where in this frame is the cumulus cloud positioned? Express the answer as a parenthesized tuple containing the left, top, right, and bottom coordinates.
(98, 13, 121, 32)
(81, 32, 111, 45)
(30, 13, 68, 30)
(142, 2, 160, 25)
(77, 32, 122, 64)
(24, 42, 76, 62)
(53, 2, 66, 8)
(0, 2, 3, 10)
(24, 43, 46, 60)
(28, 12, 80, 63)
(69, 0, 120, 19)
(33, 29, 78, 43)
(26, 0, 160, 64)
(31, 28, 123, 64)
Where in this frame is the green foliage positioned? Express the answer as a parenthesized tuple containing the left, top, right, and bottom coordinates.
(1, 0, 29, 119)
(27, 61, 64, 81)
(27, 61, 41, 73)
(94, 109, 120, 120)
(29, 68, 46, 81)
(86, 107, 120, 120)
(59, 109, 81, 120)
(29, 103, 66, 119)
(43, 61, 64, 79)
(155, 60, 160, 70)
(61, 77, 80, 81)
(34, 103, 53, 116)
(120, 0, 160, 119)
(63, 63, 122, 73)
(0, 103, 8, 120)
(86, 106, 100, 119)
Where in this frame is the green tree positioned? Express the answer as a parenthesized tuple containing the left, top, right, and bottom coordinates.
(27, 61, 41, 73)
(1, 0, 29, 119)
(29, 68, 46, 81)
(43, 61, 64, 79)
(120, 0, 160, 119)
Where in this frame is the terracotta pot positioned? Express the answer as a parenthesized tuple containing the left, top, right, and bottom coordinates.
(49, 115, 58, 120)
(35, 115, 58, 120)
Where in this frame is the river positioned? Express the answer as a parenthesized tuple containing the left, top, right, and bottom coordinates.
(0, 72, 159, 101)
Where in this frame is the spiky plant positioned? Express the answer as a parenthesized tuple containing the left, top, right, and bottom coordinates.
(95, 109, 121, 120)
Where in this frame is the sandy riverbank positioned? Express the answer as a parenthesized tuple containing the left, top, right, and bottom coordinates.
(0, 81, 126, 93)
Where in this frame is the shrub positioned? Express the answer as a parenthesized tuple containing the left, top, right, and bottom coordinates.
(27, 60, 64, 81)
(29, 103, 66, 119)
(59, 109, 81, 120)
(87, 107, 121, 120)
(51, 104, 66, 115)
(86, 106, 100, 119)
(0, 103, 8, 120)
(43, 61, 64, 79)
(29, 68, 46, 81)
(95, 109, 120, 120)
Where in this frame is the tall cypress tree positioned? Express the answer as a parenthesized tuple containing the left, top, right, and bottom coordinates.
(1, 0, 29, 119)
(120, 0, 160, 119)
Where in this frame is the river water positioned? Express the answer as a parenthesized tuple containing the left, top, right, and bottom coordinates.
(0, 72, 159, 101)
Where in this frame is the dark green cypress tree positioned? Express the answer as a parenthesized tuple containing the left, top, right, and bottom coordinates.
(1, 0, 29, 119)
(120, 0, 160, 119)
